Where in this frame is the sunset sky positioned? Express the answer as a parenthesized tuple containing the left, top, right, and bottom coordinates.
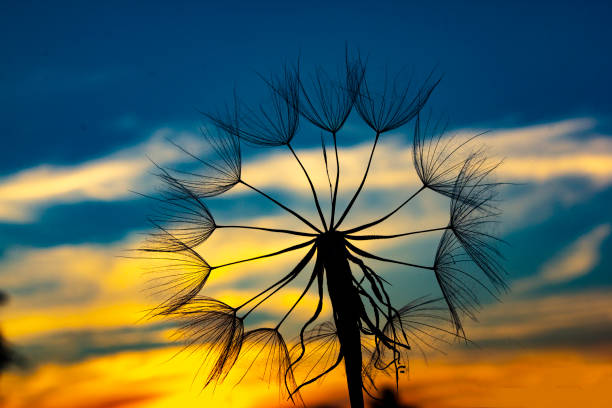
(1, 1, 612, 407)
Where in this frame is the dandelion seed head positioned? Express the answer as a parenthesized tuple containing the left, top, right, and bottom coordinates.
(137, 51, 505, 405)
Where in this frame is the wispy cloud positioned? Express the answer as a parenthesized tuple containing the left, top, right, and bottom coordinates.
(239, 118, 608, 195)
(3, 117, 611, 342)
(513, 223, 610, 293)
(0, 215, 325, 340)
(463, 288, 612, 347)
(1, 117, 610, 224)
(0, 128, 206, 222)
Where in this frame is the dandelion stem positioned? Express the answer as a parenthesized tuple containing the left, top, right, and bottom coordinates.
(330, 131, 340, 226)
(285, 259, 324, 392)
(344, 185, 426, 234)
(217, 225, 316, 237)
(287, 143, 328, 231)
(240, 245, 317, 318)
(213, 239, 315, 270)
(319, 234, 365, 408)
(289, 352, 343, 398)
(345, 241, 434, 271)
(240, 180, 321, 233)
(334, 131, 381, 229)
(321, 134, 334, 205)
(346, 226, 449, 240)
(275, 266, 319, 329)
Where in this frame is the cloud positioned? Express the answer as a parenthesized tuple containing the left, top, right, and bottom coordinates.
(241, 117, 611, 194)
(3, 116, 612, 387)
(4, 130, 611, 341)
(4, 231, 612, 406)
(0, 210, 436, 346)
(464, 289, 612, 345)
(2, 117, 611, 224)
(2, 346, 319, 408)
(513, 223, 610, 293)
(0, 128, 207, 222)
(4, 342, 612, 408)
(540, 224, 610, 282)
(0, 213, 330, 341)
(17, 324, 172, 365)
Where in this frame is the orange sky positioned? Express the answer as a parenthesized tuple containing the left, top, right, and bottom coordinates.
(3, 346, 612, 408)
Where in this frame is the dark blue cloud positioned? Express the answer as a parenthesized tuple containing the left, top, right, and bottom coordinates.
(0, 200, 148, 253)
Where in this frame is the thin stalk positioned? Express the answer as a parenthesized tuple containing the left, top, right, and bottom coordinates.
(275, 266, 319, 329)
(240, 180, 321, 233)
(344, 185, 425, 234)
(321, 134, 334, 204)
(290, 353, 344, 398)
(345, 241, 434, 271)
(236, 245, 317, 311)
(217, 224, 316, 237)
(286, 260, 324, 378)
(329, 132, 340, 226)
(287, 143, 328, 231)
(346, 226, 449, 240)
(240, 245, 317, 319)
(335, 132, 381, 229)
(213, 239, 315, 270)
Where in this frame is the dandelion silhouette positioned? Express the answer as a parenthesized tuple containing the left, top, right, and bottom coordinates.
(137, 53, 505, 408)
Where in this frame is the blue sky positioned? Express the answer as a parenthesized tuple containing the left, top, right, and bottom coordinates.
(3, 1, 611, 173)
(1, 0, 610, 244)
(1, 1, 612, 407)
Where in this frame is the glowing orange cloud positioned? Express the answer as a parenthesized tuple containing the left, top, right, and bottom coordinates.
(4, 347, 612, 408)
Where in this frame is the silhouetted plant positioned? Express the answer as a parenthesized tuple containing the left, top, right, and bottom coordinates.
(138, 52, 504, 408)
(0, 291, 24, 377)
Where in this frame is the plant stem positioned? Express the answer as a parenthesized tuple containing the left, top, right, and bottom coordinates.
(287, 143, 328, 231)
(217, 224, 316, 237)
(213, 239, 315, 270)
(239, 245, 317, 318)
(345, 241, 434, 271)
(345, 226, 449, 240)
(335, 132, 380, 229)
(330, 132, 340, 227)
(319, 232, 364, 408)
(240, 180, 321, 233)
(344, 185, 425, 234)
